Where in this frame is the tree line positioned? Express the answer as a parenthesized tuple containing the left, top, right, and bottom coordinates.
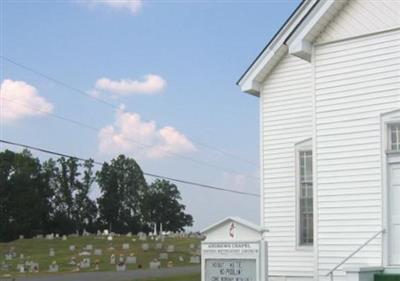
(0, 149, 193, 242)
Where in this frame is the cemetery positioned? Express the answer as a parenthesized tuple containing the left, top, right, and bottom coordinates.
(0, 232, 201, 278)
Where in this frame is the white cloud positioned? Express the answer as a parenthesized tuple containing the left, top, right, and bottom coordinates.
(86, 0, 143, 14)
(98, 107, 195, 159)
(0, 79, 54, 122)
(95, 75, 166, 96)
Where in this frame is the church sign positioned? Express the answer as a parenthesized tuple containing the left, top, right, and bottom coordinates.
(201, 217, 268, 281)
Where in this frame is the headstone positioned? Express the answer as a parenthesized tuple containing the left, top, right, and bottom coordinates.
(49, 248, 55, 257)
(5, 254, 12, 261)
(85, 244, 93, 251)
(107, 235, 113, 241)
(159, 253, 168, 260)
(103, 229, 109, 236)
(20, 253, 24, 259)
(1, 262, 9, 271)
(126, 255, 136, 264)
(79, 251, 91, 256)
(19, 235, 24, 239)
(138, 232, 147, 241)
(82, 229, 90, 236)
(190, 243, 195, 250)
(155, 243, 163, 250)
(141, 243, 149, 252)
(95, 259, 100, 271)
(62, 235, 67, 241)
(69, 245, 76, 251)
(110, 254, 116, 265)
(118, 254, 125, 264)
(36, 234, 44, 239)
(179, 256, 184, 262)
(94, 249, 102, 256)
(122, 243, 130, 250)
(166, 245, 175, 253)
(29, 262, 39, 273)
(190, 256, 200, 264)
(149, 260, 160, 269)
(167, 261, 174, 268)
(116, 263, 126, 272)
(97, 230, 102, 236)
(80, 258, 91, 269)
(55, 233, 60, 238)
(17, 264, 25, 273)
(126, 232, 132, 237)
(46, 233, 54, 240)
(49, 262, 59, 273)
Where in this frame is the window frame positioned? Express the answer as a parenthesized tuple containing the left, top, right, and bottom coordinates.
(388, 123, 400, 153)
(295, 139, 313, 250)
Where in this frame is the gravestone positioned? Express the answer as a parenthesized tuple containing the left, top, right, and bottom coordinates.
(69, 245, 76, 251)
(190, 256, 200, 264)
(138, 232, 147, 241)
(19, 235, 24, 240)
(149, 260, 160, 269)
(159, 253, 168, 260)
(29, 262, 39, 273)
(94, 249, 102, 256)
(126, 232, 132, 237)
(5, 254, 12, 261)
(62, 235, 67, 241)
(190, 243, 195, 250)
(49, 262, 59, 273)
(166, 245, 175, 253)
(1, 262, 9, 271)
(20, 253, 24, 259)
(118, 254, 125, 264)
(49, 248, 55, 257)
(178, 256, 184, 262)
(167, 261, 174, 268)
(110, 254, 116, 265)
(122, 243, 130, 250)
(85, 244, 93, 251)
(79, 251, 91, 256)
(107, 235, 113, 241)
(17, 264, 25, 273)
(201, 217, 268, 281)
(126, 255, 136, 264)
(141, 243, 149, 252)
(55, 233, 60, 238)
(95, 259, 100, 271)
(116, 263, 126, 272)
(155, 243, 163, 250)
(46, 234, 54, 240)
(80, 258, 91, 269)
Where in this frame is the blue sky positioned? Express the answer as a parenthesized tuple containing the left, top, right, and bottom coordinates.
(1, 0, 300, 230)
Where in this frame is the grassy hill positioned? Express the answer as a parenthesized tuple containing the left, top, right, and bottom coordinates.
(0, 234, 201, 278)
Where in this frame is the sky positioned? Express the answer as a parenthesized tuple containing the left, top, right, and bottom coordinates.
(0, 0, 300, 231)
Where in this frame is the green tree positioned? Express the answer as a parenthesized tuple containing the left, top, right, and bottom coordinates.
(97, 155, 147, 233)
(143, 179, 193, 232)
(0, 150, 52, 241)
(53, 157, 81, 233)
(73, 159, 97, 233)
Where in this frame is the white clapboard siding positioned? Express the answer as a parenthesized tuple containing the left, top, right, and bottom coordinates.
(316, 0, 400, 44)
(261, 54, 313, 278)
(315, 29, 400, 280)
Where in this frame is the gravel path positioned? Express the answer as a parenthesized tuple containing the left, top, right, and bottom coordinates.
(11, 266, 200, 281)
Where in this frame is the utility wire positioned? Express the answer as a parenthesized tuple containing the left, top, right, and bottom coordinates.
(1, 55, 259, 167)
(0, 96, 259, 180)
(0, 139, 260, 198)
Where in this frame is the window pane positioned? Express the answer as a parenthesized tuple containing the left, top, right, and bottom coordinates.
(389, 124, 400, 152)
(299, 150, 313, 246)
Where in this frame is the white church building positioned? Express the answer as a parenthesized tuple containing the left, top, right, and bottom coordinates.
(238, 0, 400, 280)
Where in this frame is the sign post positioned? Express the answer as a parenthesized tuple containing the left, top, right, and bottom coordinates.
(201, 217, 268, 281)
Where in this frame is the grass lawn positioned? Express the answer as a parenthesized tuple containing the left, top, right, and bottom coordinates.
(137, 273, 201, 281)
(0, 235, 201, 277)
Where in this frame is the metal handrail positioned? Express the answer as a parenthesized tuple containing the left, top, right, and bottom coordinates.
(326, 229, 385, 281)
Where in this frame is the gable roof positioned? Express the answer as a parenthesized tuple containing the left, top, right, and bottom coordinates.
(237, 0, 348, 96)
(201, 216, 265, 234)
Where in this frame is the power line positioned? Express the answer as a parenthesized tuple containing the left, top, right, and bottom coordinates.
(0, 139, 260, 198)
(1, 55, 259, 167)
(1, 96, 259, 180)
